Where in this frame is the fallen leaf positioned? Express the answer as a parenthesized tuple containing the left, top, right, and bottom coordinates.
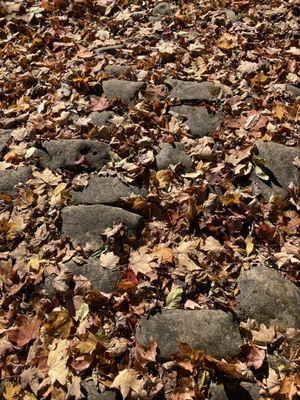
(111, 368, 142, 399)
(47, 339, 69, 385)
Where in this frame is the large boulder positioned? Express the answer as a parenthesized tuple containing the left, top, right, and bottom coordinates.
(251, 141, 300, 200)
(0, 167, 31, 195)
(165, 79, 219, 102)
(170, 105, 222, 137)
(66, 258, 120, 293)
(156, 142, 192, 170)
(35, 140, 110, 171)
(236, 265, 300, 330)
(71, 176, 143, 205)
(61, 205, 142, 250)
(136, 310, 242, 359)
(102, 79, 146, 104)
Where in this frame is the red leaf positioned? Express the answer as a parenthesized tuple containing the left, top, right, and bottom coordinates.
(6, 315, 41, 347)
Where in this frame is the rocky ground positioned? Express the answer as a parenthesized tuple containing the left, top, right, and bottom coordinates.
(0, 1, 299, 399)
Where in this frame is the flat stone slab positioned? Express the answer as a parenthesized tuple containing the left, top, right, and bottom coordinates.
(136, 310, 242, 359)
(156, 142, 192, 170)
(0, 129, 11, 154)
(89, 111, 116, 128)
(35, 139, 110, 171)
(71, 176, 143, 205)
(66, 258, 120, 293)
(170, 105, 222, 137)
(251, 141, 300, 200)
(209, 382, 259, 400)
(102, 79, 146, 104)
(165, 79, 218, 102)
(62, 205, 142, 250)
(0, 167, 31, 195)
(236, 265, 300, 330)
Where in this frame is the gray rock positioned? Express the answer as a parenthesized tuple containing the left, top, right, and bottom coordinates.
(153, 2, 173, 16)
(136, 310, 242, 359)
(62, 205, 142, 250)
(236, 265, 300, 330)
(165, 79, 219, 102)
(224, 9, 240, 23)
(35, 139, 110, 171)
(251, 141, 300, 200)
(0, 167, 31, 195)
(83, 379, 118, 400)
(66, 258, 120, 293)
(286, 84, 300, 97)
(156, 142, 192, 170)
(102, 79, 146, 104)
(89, 111, 116, 128)
(104, 65, 132, 77)
(209, 382, 259, 400)
(0, 129, 11, 154)
(170, 105, 222, 137)
(71, 176, 143, 205)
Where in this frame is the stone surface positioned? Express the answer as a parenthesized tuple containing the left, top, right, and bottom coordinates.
(136, 310, 242, 359)
(165, 79, 218, 102)
(286, 84, 300, 97)
(0, 129, 11, 154)
(104, 65, 132, 77)
(83, 379, 119, 400)
(89, 111, 116, 127)
(236, 265, 300, 330)
(0, 167, 31, 195)
(209, 382, 260, 400)
(153, 2, 173, 16)
(62, 205, 142, 250)
(156, 142, 192, 170)
(71, 176, 143, 205)
(102, 79, 146, 104)
(35, 139, 110, 171)
(66, 258, 120, 293)
(251, 141, 300, 200)
(170, 105, 222, 137)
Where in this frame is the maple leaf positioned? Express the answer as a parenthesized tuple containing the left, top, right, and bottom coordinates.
(111, 368, 142, 399)
(129, 247, 156, 275)
(3, 382, 21, 400)
(100, 251, 120, 269)
(47, 339, 69, 385)
(6, 315, 40, 347)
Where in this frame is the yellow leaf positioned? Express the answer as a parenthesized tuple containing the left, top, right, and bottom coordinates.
(52, 182, 67, 196)
(47, 339, 69, 385)
(245, 235, 254, 256)
(156, 169, 173, 188)
(76, 332, 98, 355)
(3, 382, 21, 400)
(273, 104, 285, 120)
